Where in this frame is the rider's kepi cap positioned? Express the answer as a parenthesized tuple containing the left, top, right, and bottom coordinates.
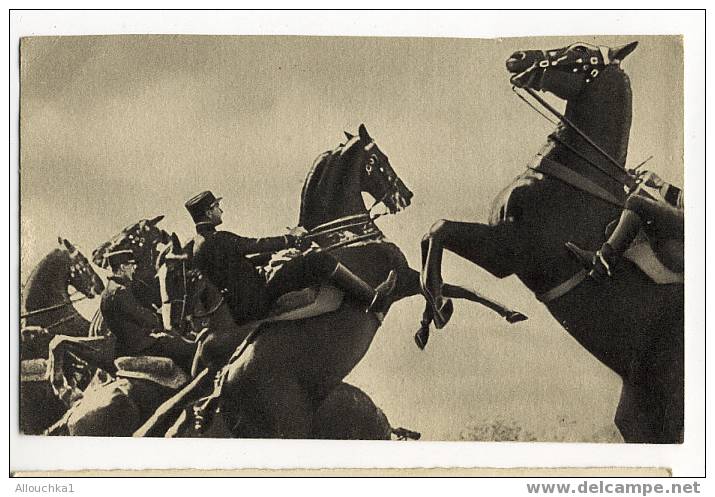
(185, 190, 222, 223)
(106, 249, 136, 270)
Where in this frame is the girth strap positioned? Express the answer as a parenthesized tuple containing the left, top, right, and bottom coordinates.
(531, 156, 625, 209)
(536, 269, 588, 303)
(530, 156, 622, 303)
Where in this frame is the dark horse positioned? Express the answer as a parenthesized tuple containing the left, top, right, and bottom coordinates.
(139, 124, 511, 439)
(91, 215, 170, 316)
(420, 41, 683, 443)
(20, 237, 104, 434)
(21, 237, 104, 359)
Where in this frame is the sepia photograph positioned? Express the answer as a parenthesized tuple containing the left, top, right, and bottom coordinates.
(9, 10, 705, 478)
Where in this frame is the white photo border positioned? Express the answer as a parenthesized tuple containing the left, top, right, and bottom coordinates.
(7, 9, 706, 477)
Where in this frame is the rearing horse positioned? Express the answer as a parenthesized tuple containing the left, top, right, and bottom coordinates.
(140, 124, 520, 439)
(420, 41, 683, 443)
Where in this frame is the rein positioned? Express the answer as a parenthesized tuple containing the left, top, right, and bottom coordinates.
(20, 292, 89, 319)
(514, 86, 636, 191)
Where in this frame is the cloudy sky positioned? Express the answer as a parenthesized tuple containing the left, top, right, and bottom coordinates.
(20, 35, 682, 440)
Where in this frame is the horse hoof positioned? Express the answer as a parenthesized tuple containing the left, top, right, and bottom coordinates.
(414, 327, 429, 350)
(506, 311, 528, 324)
(432, 299, 453, 330)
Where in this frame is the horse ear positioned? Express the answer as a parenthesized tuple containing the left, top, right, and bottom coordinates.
(611, 41, 638, 62)
(358, 124, 371, 142)
(61, 238, 76, 253)
(184, 239, 195, 259)
(170, 232, 182, 253)
(148, 215, 165, 226)
(344, 131, 354, 141)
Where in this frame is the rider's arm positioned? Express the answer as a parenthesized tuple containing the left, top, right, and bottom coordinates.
(225, 231, 293, 255)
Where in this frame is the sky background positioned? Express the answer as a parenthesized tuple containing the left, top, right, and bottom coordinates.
(19, 35, 682, 441)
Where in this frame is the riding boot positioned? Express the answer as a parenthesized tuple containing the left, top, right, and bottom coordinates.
(328, 263, 397, 314)
(565, 208, 643, 282)
(604, 208, 643, 255)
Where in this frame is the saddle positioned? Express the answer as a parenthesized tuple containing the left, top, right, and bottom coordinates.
(269, 284, 344, 320)
(260, 248, 345, 321)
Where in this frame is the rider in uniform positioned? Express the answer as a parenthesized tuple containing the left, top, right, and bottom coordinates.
(100, 249, 195, 372)
(566, 171, 684, 281)
(185, 190, 397, 324)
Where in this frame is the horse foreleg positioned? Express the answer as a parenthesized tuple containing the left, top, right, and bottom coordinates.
(421, 220, 520, 329)
(442, 284, 527, 323)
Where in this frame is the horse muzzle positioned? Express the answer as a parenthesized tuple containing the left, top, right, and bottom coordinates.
(506, 51, 546, 89)
(386, 181, 413, 213)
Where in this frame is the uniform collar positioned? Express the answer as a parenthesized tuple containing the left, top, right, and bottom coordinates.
(195, 222, 217, 235)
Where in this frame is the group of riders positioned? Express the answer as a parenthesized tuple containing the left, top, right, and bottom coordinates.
(103, 168, 684, 385)
(101, 190, 400, 377)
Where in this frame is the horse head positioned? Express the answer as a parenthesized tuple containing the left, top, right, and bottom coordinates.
(57, 237, 104, 298)
(506, 41, 638, 99)
(299, 124, 413, 229)
(92, 215, 171, 281)
(156, 233, 223, 336)
(506, 40, 638, 183)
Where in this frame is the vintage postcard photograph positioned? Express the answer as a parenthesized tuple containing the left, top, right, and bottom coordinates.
(9, 11, 705, 477)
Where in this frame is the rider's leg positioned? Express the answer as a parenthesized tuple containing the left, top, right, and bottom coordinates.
(566, 195, 648, 280)
(265, 251, 397, 314)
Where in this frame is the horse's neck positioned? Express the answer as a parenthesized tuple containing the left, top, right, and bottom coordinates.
(202, 290, 242, 332)
(544, 66, 633, 197)
(23, 249, 71, 312)
(299, 148, 367, 230)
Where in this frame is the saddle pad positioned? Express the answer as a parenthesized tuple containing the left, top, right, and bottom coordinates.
(226, 285, 346, 342)
(268, 284, 344, 321)
(624, 237, 683, 285)
(20, 358, 48, 382)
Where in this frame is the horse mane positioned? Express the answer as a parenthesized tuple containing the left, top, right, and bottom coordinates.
(298, 137, 363, 228)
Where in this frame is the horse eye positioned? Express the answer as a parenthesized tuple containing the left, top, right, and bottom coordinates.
(368, 156, 376, 165)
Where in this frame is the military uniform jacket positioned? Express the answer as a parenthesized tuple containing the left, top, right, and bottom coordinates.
(100, 275, 160, 357)
(191, 223, 291, 323)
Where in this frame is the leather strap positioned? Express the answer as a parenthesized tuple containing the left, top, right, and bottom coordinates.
(536, 269, 588, 303)
(531, 156, 625, 209)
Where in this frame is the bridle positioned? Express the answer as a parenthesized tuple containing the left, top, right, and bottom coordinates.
(301, 150, 402, 253)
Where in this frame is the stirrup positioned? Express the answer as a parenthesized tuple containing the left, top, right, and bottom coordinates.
(564, 242, 596, 270)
